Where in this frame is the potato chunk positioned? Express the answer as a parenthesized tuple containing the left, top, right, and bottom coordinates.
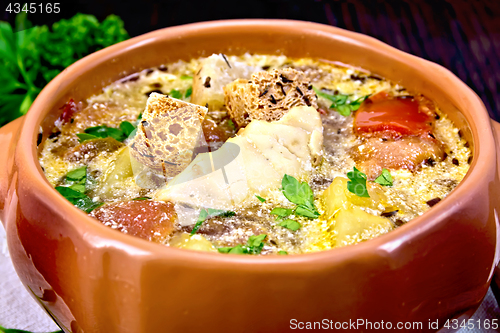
(334, 207, 393, 247)
(321, 177, 388, 217)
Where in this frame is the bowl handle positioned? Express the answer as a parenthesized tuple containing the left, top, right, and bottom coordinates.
(0, 116, 25, 225)
(490, 119, 500, 304)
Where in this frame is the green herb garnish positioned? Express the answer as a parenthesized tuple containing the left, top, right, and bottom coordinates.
(0, 13, 128, 127)
(281, 174, 320, 218)
(278, 219, 301, 231)
(55, 186, 103, 213)
(65, 166, 87, 194)
(132, 196, 152, 201)
(0, 324, 62, 333)
(313, 87, 369, 116)
(227, 119, 235, 130)
(218, 234, 267, 255)
(255, 195, 266, 202)
(270, 207, 293, 218)
(374, 168, 393, 186)
(185, 86, 192, 98)
(278, 250, 288, 255)
(191, 208, 236, 235)
(181, 75, 193, 80)
(77, 121, 136, 143)
(347, 167, 370, 197)
(169, 89, 183, 99)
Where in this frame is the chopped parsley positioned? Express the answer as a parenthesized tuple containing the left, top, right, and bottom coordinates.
(314, 87, 369, 116)
(218, 234, 267, 255)
(132, 196, 152, 201)
(55, 187, 103, 213)
(374, 168, 393, 186)
(270, 207, 293, 218)
(181, 75, 193, 80)
(185, 86, 193, 98)
(255, 195, 266, 202)
(278, 219, 301, 231)
(169, 89, 183, 99)
(191, 208, 236, 235)
(77, 121, 137, 143)
(278, 250, 288, 255)
(65, 165, 87, 193)
(281, 174, 319, 218)
(55, 166, 103, 213)
(347, 167, 370, 197)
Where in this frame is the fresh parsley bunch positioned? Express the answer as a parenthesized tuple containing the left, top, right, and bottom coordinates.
(0, 12, 129, 126)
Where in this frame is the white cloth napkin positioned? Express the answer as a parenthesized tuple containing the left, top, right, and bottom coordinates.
(0, 223, 498, 332)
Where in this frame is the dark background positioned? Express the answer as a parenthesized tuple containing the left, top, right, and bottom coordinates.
(2, 0, 499, 121)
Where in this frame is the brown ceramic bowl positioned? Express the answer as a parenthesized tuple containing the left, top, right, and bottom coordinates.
(1, 20, 499, 332)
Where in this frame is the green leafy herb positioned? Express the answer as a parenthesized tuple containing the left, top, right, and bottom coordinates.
(227, 119, 236, 131)
(278, 219, 301, 231)
(185, 86, 192, 98)
(374, 168, 393, 186)
(64, 166, 87, 194)
(218, 234, 267, 255)
(137, 112, 143, 120)
(119, 121, 136, 137)
(281, 174, 320, 218)
(169, 89, 183, 99)
(0, 13, 129, 127)
(181, 75, 193, 80)
(313, 87, 369, 116)
(347, 167, 370, 197)
(278, 250, 288, 255)
(132, 196, 152, 201)
(78, 121, 136, 143)
(55, 186, 103, 213)
(66, 165, 86, 181)
(270, 207, 293, 218)
(0, 325, 62, 333)
(255, 195, 266, 202)
(191, 208, 236, 235)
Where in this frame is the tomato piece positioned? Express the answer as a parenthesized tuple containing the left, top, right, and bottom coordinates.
(59, 99, 78, 124)
(354, 92, 434, 139)
(90, 200, 176, 243)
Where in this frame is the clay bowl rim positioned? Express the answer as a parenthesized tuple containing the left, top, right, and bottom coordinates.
(18, 19, 494, 266)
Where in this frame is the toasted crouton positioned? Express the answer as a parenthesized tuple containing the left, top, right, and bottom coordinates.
(129, 93, 207, 176)
(191, 54, 256, 111)
(223, 68, 318, 127)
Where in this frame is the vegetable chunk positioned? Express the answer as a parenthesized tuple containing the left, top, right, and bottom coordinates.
(90, 200, 177, 243)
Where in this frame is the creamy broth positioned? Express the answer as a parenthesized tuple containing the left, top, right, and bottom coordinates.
(39, 54, 471, 255)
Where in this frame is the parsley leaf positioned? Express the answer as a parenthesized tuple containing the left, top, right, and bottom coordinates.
(0, 13, 128, 127)
(281, 174, 319, 218)
(169, 89, 183, 99)
(66, 166, 86, 182)
(217, 234, 267, 255)
(0, 324, 62, 333)
(255, 195, 266, 202)
(278, 250, 288, 255)
(278, 219, 301, 231)
(270, 207, 293, 218)
(185, 86, 192, 98)
(65, 166, 87, 194)
(180, 75, 192, 80)
(313, 87, 369, 116)
(77, 121, 136, 143)
(132, 196, 152, 201)
(374, 168, 393, 186)
(347, 167, 370, 197)
(191, 208, 235, 235)
(55, 186, 103, 213)
(119, 121, 136, 137)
